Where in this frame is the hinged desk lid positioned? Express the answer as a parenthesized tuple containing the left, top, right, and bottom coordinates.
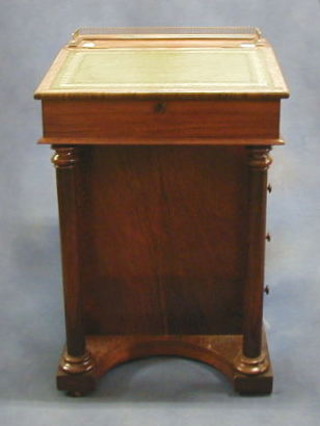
(34, 27, 289, 100)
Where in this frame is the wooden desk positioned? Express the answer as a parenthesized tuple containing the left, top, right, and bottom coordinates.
(35, 27, 289, 396)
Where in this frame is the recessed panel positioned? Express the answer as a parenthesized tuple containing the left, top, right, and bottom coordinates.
(81, 146, 248, 335)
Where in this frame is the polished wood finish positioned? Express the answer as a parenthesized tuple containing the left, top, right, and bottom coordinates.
(41, 99, 280, 145)
(243, 147, 272, 360)
(57, 330, 272, 396)
(52, 146, 95, 374)
(35, 28, 289, 397)
(51, 147, 85, 357)
(80, 146, 248, 336)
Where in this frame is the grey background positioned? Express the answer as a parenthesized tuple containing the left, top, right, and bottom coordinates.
(1, 0, 319, 425)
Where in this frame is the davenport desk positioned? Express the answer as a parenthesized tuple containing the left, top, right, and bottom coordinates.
(34, 27, 289, 396)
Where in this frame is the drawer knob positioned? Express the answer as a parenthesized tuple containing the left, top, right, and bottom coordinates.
(266, 233, 271, 242)
(267, 184, 272, 193)
(264, 285, 270, 295)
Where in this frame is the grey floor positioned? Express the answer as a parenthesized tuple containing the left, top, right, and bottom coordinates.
(1, 1, 320, 425)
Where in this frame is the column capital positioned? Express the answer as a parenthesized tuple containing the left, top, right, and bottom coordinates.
(51, 146, 80, 169)
(247, 146, 272, 171)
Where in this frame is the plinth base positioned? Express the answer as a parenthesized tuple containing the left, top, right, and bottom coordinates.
(56, 331, 272, 396)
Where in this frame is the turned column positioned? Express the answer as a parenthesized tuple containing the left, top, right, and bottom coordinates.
(236, 145, 272, 375)
(51, 146, 94, 375)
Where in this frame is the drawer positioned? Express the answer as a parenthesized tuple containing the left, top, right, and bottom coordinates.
(41, 98, 281, 145)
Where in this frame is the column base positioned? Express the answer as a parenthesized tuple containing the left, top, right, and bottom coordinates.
(234, 351, 269, 376)
(57, 350, 96, 396)
(60, 350, 95, 374)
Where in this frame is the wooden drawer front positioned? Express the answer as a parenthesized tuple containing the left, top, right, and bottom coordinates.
(42, 99, 280, 144)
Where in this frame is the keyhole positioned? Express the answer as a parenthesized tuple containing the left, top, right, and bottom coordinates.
(155, 102, 167, 114)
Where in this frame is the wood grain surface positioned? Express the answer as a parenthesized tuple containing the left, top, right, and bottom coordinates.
(78, 145, 249, 336)
(42, 99, 280, 144)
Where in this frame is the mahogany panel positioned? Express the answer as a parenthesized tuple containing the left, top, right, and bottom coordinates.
(79, 145, 249, 335)
(42, 99, 280, 143)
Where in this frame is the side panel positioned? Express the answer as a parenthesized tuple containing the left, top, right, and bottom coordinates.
(80, 145, 249, 335)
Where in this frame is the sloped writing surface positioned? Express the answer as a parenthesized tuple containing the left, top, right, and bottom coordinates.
(39, 46, 287, 97)
(51, 48, 267, 90)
